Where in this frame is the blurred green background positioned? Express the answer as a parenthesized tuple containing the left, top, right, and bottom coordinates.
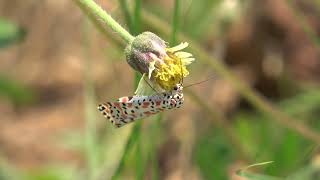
(1, 0, 320, 179)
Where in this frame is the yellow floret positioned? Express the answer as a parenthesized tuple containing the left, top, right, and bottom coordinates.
(152, 48, 190, 90)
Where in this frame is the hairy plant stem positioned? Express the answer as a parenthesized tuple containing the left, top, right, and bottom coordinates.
(75, 0, 134, 43)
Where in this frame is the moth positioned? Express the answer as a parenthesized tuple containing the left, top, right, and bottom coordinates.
(97, 84, 184, 128)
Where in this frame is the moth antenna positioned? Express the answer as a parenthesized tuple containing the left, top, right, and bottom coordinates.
(142, 74, 159, 93)
(183, 75, 215, 88)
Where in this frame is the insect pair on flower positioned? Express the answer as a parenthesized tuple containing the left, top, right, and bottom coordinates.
(98, 32, 195, 128)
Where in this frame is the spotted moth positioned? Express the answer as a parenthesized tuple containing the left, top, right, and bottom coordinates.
(98, 84, 184, 128)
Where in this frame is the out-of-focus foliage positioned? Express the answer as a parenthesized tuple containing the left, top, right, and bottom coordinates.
(0, 19, 25, 48)
(237, 164, 320, 180)
(0, 19, 32, 105)
(1, 0, 320, 180)
(194, 129, 233, 180)
(20, 167, 79, 180)
(191, 86, 320, 180)
(0, 75, 34, 105)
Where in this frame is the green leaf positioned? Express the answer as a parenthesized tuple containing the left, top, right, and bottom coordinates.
(0, 75, 34, 105)
(237, 162, 283, 180)
(0, 18, 25, 48)
(237, 171, 284, 180)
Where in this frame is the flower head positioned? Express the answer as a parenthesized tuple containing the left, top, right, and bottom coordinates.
(125, 32, 194, 92)
(152, 42, 194, 90)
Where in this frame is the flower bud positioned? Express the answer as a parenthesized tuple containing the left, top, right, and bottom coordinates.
(125, 32, 166, 74)
(125, 31, 195, 91)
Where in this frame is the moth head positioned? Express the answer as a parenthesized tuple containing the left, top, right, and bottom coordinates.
(173, 84, 183, 92)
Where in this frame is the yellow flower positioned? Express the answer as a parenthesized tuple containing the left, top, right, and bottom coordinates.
(151, 42, 194, 90)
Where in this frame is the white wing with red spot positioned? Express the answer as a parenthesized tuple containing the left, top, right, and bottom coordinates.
(97, 84, 184, 128)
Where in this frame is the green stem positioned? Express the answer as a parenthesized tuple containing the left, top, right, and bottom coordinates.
(118, 0, 133, 31)
(111, 123, 142, 180)
(111, 0, 143, 179)
(132, 0, 142, 35)
(170, 0, 180, 44)
(82, 20, 98, 179)
(75, 0, 134, 43)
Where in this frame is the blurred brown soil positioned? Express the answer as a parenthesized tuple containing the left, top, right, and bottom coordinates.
(220, 0, 320, 105)
(0, 0, 131, 169)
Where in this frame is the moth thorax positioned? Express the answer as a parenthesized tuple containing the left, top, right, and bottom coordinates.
(172, 93, 184, 108)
